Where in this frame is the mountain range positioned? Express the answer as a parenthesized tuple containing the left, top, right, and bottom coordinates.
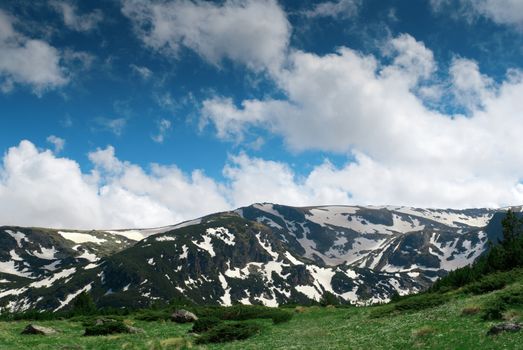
(0, 203, 512, 312)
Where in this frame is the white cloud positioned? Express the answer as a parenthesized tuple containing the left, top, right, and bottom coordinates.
(50, 1, 103, 32)
(430, 0, 523, 29)
(449, 57, 495, 111)
(151, 119, 172, 143)
(200, 33, 523, 209)
(0, 141, 230, 229)
(94, 117, 127, 136)
(130, 64, 152, 79)
(121, 0, 290, 72)
(304, 0, 361, 19)
(46, 135, 65, 153)
(0, 10, 68, 94)
(2, 138, 523, 230)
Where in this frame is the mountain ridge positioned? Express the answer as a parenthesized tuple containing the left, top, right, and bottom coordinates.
(0, 203, 513, 312)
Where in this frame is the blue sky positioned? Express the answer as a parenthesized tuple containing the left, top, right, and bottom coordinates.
(2, 0, 523, 229)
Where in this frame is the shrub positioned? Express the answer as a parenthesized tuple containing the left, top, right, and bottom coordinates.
(394, 293, 449, 312)
(498, 287, 523, 305)
(70, 291, 97, 316)
(464, 274, 509, 295)
(195, 321, 261, 344)
(271, 310, 293, 324)
(481, 299, 507, 321)
(84, 319, 130, 336)
(135, 309, 170, 322)
(195, 305, 293, 324)
(191, 317, 221, 333)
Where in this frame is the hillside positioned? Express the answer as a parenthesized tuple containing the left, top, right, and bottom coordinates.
(0, 203, 507, 311)
(1, 268, 523, 349)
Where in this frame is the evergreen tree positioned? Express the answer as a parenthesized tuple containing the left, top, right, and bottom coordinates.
(70, 291, 97, 316)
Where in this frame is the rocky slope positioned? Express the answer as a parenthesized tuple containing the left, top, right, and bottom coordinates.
(0, 204, 509, 312)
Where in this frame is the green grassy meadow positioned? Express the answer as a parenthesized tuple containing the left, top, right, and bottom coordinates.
(1, 285, 522, 350)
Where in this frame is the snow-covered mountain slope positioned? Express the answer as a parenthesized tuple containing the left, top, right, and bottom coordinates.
(0, 204, 508, 312)
(239, 204, 495, 279)
(0, 227, 135, 284)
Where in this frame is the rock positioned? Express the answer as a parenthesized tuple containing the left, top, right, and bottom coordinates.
(171, 309, 198, 323)
(94, 318, 117, 326)
(21, 324, 58, 335)
(126, 325, 145, 334)
(487, 322, 522, 336)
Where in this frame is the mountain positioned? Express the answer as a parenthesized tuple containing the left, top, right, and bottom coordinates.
(0, 203, 508, 312)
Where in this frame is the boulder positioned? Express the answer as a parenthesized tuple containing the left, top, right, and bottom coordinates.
(21, 324, 58, 335)
(487, 322, 522, 336)
(171, 309, 198, 323)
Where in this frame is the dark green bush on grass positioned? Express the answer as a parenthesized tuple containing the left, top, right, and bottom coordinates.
(481, 299, 507, 320)
(195, 305, 293, 324)
(480, 286, 523, 321)
(394, 293, 449, 312)
(369, 293, 449, 318)
(463, 272, 512, 295)
(195, 321, 261, 344)
(134, 309, 170, 321)
(271, 310, 294, 324)
(84, 319, 129, 336)
(70, 291, 97, 316)
(191, 316, 222, 333)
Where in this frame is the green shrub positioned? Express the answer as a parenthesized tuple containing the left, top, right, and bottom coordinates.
(464, 273, 509, 295)
(498, 287, 523, 306)
(271, 310, 294, 324)
(135, 309, 170, 321)
(70, 291, 97, 316)
(84, 319, 129, 336)
(481, 299, 507, 321)
(195, 305, 293, 324)
(191, 317, 222, 333)
(394, 293, 449, 312)
(195, 321, 261, 344)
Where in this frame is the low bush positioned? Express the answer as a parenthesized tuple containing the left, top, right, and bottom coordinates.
(480, 286, 523, 321)
(84, 319, 130, 336)
(135, 309, 170, 322)
(191, 316, 221, 333)
(481, 299, 507, 321)
(271, 310, 294, 324)
(195, 321, 261, 344)
(369, 293, 449, 318)
(394, 293, 449, 312)
(195, 305, 293, 324)
(463, 273, 510, 295)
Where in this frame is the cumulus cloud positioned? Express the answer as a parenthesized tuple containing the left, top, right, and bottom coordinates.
(50, 1, 103, 32)
(151, 119, 172, 143)
(449, 57, 495, 111)
(200, 33, 523, 209)
(430, 0, 523, 29)
(304, 0, 361, 19)
(121, 0, 290, 72)
(0, 10, 68, 94)
(0, 141, 229, 229)
(46, 135, 65, 153)
(2, 138, 523, 230)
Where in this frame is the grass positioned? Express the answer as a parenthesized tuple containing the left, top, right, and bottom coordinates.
(2, 278, 523, 349)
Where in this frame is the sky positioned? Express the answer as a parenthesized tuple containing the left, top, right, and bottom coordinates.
(2, 0, 523, 229)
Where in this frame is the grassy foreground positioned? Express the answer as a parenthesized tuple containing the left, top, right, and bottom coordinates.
(1, 286, 522, 350)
